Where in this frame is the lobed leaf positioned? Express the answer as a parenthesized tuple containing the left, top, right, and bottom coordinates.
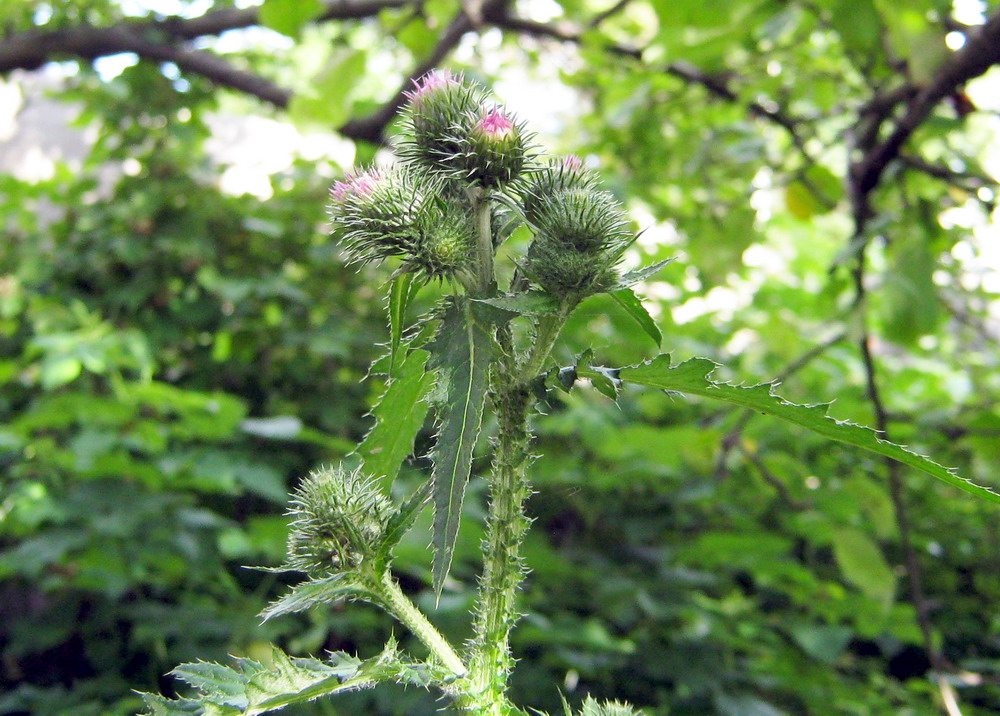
(576, 354, 1000, 505)
(427, 297, 498, 596)
(356, 348, 435, 489)
(143, 647, 368, 716)
(475, 291, 561, 316)
(144, 645, 424, 715)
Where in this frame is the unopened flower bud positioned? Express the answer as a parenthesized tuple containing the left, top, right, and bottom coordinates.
(521, 159, 634, 301)
(456, 106, 528, 187)
(285, 464, 393, 576)
(401, 70, 487, 174)
(328, 166, 477, 281)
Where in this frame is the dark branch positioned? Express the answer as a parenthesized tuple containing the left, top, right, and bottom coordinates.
(0, 0, 409, 72)
(486, 11, 809, 148)
(340, 7, 481, 144)
(850, 8, 1000, 219)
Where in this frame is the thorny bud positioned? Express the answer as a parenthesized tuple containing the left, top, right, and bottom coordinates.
(579, 697, 646, 716)
(455, 106, 528, 187)
(521, 157, 634, 301)
(328, 166, 477, 282)
(401, 70, 487, 175)
(285, 464, 393, 577)
(401, 72, 528, 187)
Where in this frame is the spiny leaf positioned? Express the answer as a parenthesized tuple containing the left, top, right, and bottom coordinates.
(609, 288, 661, 347)
(376, 479, 432, 568)
(475, 291, 561, 316)
(259, 574, 371, 622)
(580, 354, 1000, 505)
(139, 694, 203, 716)
(356, 348, 435, 489)
(145, 647, 384, 715)
(428, 297, 497, 597)
(387, 273, 421, 374)
(614, 258, 674, 289)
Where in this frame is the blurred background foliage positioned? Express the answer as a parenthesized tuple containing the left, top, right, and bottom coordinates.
(1, 0, 1000, 714)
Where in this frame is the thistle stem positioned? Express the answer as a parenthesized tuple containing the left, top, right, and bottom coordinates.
(474, 191, 495, 294)
(520, 306, 570, 383)
(469, 383, 533, 712)
(377, 571, 467, 678)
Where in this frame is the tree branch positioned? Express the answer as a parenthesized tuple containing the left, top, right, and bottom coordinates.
(0, 0, 486, 145)
(0, 0, 409, 72)
(484, 10, 809, 148)
(849, 8, 1000, 223)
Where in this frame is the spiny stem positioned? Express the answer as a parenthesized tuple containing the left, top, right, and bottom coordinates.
(474, 190, 495, 294)
(469, 383, 533, 711)
(376, 571, 467, 678)
(520, 305, 570, 383)
(467, 304, 571, 711)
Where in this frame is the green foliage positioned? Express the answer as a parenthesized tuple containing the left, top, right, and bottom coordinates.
(142, 643, 437, 715)
(574, 355, 1000, 504)
(4, 2, 1000, 715)
(357, 348, 435, 486)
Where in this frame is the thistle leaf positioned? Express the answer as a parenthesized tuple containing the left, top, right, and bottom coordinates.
(609, 289, 661, 347)
(428, 297, 497, 596)
(143, 647, 403, 715)
(375, 478, 432, 568)
(138, 694, 203, 715)
(387, 273, 421, 374)
(259, 574, 371, 622)
(356, 349, 435, 488)
(579, 354, 1000, 505)
(475, 291, 561, 316)
(614, 258, 674, 289)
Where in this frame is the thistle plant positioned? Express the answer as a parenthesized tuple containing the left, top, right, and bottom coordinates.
(143, 70, 1000, 716)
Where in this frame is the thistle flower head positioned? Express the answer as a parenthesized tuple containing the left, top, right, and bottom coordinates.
(330, 168, 383, 204)
(476, 107, 515, 139)
(521, 161, 634, 301)
(285, 464, 393, 576)
(404, 69, 460, 106)
(328, 165, 477, 281)
(398, 72, 529, 187)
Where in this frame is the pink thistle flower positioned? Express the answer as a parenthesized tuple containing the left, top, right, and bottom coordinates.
(349, 169, 382, 198)
(562, 155, 583, 172)
(476, 107, 515, 139)
(404, 69, 459, 105)
(330, 179, 353, 203)
(330, 169, 383, 204)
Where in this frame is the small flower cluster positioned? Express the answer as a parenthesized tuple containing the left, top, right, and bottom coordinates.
(329, 167, 478, 282)
(401, 69, 529, 187)
(522, 156, 632, 301)
(327, 69, 635, 303)
(285, 464, 393, 576)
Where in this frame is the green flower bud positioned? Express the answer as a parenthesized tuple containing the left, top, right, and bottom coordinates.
(453, 106, 528, 187)
(407, 198, 478, 281)
(285, 464, 393, 577)
(329, 167, 422, 264)
(522, 155, 597, 224)
(328, 166, 477, 282)
(401, 70, 488, 175)
(521, 157, 634, 302)
(523, 239, 618, 298)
